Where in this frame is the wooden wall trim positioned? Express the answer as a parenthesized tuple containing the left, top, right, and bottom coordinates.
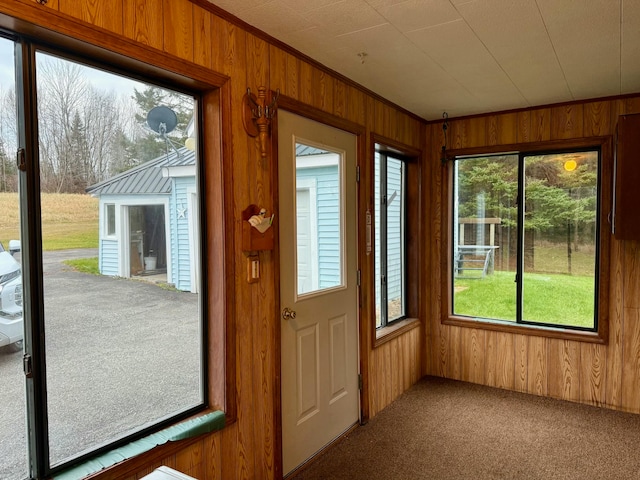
(427, 92, 640, 125)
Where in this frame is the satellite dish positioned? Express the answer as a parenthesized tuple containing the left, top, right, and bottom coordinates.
(146, 106, 178, 136)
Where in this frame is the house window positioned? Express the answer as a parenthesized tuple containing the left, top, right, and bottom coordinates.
(375, 149, 406, 328)
(450, 148, 600, 331)
(1, 32, 215, 480)
(105, 203, 115, 236)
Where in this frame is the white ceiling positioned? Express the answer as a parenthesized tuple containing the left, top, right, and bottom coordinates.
(207, 0, 640, 121)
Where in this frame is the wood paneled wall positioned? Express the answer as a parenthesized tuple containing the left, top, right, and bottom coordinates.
(1, 1, 424, 479)
(425, 96, 640, 415)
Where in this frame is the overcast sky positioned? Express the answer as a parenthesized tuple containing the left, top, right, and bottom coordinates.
(0, 35, 146, 99)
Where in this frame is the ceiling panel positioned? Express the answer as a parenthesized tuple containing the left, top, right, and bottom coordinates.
(208, 0, 640, 120)
(375, 0, 461, 33)
(455, 0, 571, 107)
(537, 0, 621, 99)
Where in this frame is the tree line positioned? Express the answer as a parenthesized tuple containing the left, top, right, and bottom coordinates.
(0, 55, 193, 194)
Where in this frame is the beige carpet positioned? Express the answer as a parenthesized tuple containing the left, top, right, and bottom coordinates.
(289, 376, 640, 480)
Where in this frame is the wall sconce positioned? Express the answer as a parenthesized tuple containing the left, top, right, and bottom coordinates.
(242, 86, 280, 159)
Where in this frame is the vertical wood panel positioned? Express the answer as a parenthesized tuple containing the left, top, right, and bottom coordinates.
(448, 326, 462, 380)
(298, 61, 314, 106)
(285, 54, 300, 101)
(205, 433, 223, 480)
(583, 101, 611, 136)
(580, 343, 605, 406)
(268, 45, 288, 96)
(621, 307, 640, 412)
(334, 80, 347, 119)
(550, 104, 584, 140)
(460, 328, 485, 383)
(175, 440, 203, 478)
(623, 241, 640, 309)
(516, 110, 531, 143)
(123, 0, 163, 49)
(193, 5, 213, 69)
(486, 332, 515, 390)
(59, 0, 123, 34)
(514, 334, 528, 392)
(162, 0, 193, 61)
(606, 237, 624, 409)
(527, 336, 547, 396)
(529, 108, 551, 141)
(548, 339, 580, 402)
(487, 112, 517, 145)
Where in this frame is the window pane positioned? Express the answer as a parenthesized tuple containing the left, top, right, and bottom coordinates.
(35, 51, 203, 466)
(453, 155, 518, 322)
(386, 157, 405, 322)
(295, 143, 343, 296)
(374, 153, 382, 327)
(106, 203, 115, 236)
(0, 36, 28, 480)
(522, 152, 598, 328)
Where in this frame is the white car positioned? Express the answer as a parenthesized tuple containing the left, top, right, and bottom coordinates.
(0, 241, 22, 352)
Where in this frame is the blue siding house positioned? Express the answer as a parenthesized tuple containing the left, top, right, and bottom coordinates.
(86, 147, 199, 293)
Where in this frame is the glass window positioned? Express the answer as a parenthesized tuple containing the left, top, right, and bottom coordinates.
(375, 150, 406, 328)
(105, 203, 115, 236)
(2, 37, 208, 479)
(295, 143, 343, 296)
(451, 149, 600, 330)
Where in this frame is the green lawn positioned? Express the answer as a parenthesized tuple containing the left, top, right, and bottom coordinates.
(63, 257, 100, 275)
(454, 271, 595, 328)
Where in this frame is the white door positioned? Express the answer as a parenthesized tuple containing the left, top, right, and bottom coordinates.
(279, 110, 359, 475)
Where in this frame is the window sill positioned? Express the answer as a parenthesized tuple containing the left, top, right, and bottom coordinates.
(56, 411, 226, 480)
(443, 315, 607, 344)
(375, 317, 421, 348)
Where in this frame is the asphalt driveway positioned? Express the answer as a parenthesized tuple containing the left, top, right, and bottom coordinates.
(0, 249, 200, 480)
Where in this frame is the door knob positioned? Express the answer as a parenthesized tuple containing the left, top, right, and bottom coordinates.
(282, 307, 297, 320)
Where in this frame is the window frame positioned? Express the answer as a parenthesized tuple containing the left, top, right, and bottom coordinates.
(104, 203, 116, 238)
(375, 149, 408, 329)
(3, 19, 233, 479)
(442, 137, 612, 344)
(370, 136, 422, 347)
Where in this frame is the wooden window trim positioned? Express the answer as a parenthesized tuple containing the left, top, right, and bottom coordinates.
(0, 11, 237, 478)
(440, 137, 612, 344)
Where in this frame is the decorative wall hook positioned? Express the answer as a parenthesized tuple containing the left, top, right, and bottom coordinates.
(242, 87, 280, 159)
(441, 111, 449, 165)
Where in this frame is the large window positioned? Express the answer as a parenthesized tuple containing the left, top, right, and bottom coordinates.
(375, 149, 406, 328)
(450, 148, 601, 331)
(1, 34, 208, 480)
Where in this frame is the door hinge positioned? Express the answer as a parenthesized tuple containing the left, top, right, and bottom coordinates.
(357, 269, 361, 286)
(16, 148, 26, 172)
(356, 165, 360, 183)
(23, 353, 33, 378)
(358, 374, 363, 390)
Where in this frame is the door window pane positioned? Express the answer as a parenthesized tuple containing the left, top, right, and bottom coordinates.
(34, 51, 203, 467)
(295, 143, 343, 296)
(0, 35, 28, 480)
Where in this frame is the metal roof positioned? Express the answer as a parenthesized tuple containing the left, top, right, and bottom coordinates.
(296, 144, 330, 157)
(86, 146, 195, 196)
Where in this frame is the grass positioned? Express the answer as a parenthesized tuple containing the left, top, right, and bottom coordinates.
(0, 192, 98, 250)
(454, 271, 595, 328)
(63, 257, 100, 275)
